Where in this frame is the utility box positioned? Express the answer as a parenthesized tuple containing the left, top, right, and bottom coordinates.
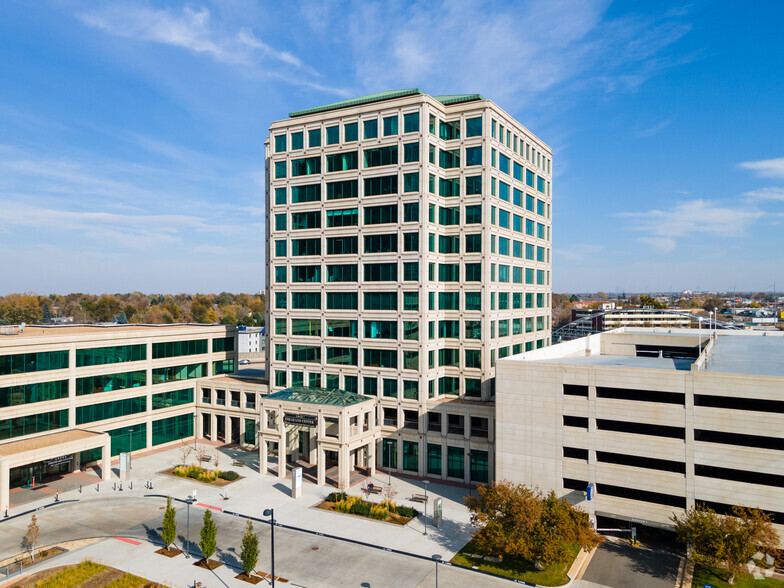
(291, 467, 302, 498)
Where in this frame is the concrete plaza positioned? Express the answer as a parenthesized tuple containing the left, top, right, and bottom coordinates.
(0, 440, 510, 587)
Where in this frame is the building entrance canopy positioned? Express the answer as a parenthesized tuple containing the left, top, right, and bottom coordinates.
(259, 387, 380, 489)
(0, 429, 111, 511)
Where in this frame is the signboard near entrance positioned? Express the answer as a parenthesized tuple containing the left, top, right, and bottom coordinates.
(433, 497, 443, 527)
(284, 413, 318, 427)
(46, 455, 73, 467)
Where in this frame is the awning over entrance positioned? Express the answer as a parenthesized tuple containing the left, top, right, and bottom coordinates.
(0, 429, 111, 512)
(264, 386, 374, 407)
(259, 387, 380, 490)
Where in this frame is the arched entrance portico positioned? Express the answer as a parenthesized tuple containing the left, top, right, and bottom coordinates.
(258, 387, 380, 490)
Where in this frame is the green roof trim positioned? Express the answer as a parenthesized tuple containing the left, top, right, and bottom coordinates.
(264, 386, 374, 407)
(433, 94, 485, 106)
(289, 89, 423, 118)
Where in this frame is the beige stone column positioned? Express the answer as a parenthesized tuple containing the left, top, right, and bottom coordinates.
(259, 438, 268, 476)
(226, 415, 233, 446)
(0, 461, 10, 514)
(338, 445, 350, 489)
(101, 440, 111, 481)
(317, 445, 326, 486)
(277, 409, 286, 478)
(368, 441, 376, 476)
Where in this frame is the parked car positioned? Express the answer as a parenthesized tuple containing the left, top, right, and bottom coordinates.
(238, 359, 251, 365)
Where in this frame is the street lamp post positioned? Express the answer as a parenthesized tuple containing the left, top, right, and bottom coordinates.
(423, 480, 429, 536)
(432, 554, 442, 587)
(263, 508, 275, 587)
(185, 492, 196, 558)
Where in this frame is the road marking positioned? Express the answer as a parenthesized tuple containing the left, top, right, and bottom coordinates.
(196, 502, 222, 511)
(114, 537, 142, 545)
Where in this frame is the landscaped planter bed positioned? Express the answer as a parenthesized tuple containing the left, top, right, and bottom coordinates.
(160, 464, 241, 486)
(315, 492, 419, 525)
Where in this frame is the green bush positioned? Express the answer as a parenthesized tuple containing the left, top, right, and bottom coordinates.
(395, 506, 418, 518)
(186, 469, 200, 479)
(326, 492, 347, 503)
(350, 501, 370, 516)
(218, 470, 240, 481)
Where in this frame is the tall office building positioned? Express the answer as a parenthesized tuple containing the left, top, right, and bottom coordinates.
(265, 89, 553, 483)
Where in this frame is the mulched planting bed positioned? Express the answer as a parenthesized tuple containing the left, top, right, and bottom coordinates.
(235, 573, 263, 584)
(194, 558, 223, 570)
(154, 546, 182, 558)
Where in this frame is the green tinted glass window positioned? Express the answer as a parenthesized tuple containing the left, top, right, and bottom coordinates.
(344, 122, 358, 142)
(0, 380, 68, 408)
(326, 319, 357, 337)
(76, 370, 146, 396)
(326, 126, 339, 144)
(308, 128, 321, 147)
(465, 116, 482, 137)
(274, 135, 286, 152)
(383, 116, 398, 136)
(326, 180, 358, 200)
(152, 414, 193, 447)
(151, 363, 206, 385)
(0, 350, 68, 376)
(76, 396, 146, 425)
(0, 409, 68, 442)
(364, 119, 378, 139)
(404, 112, 419, 133)
(403, 142, 419, 162)
(76, 345, 145, 367)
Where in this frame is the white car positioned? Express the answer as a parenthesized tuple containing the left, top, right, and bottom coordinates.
(238, 359, 251, 365)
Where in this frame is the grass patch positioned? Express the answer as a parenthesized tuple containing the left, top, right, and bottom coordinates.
(34, 560, 106, 587)
(692, 563, 784, 587)
(450, 540, 579, 587)
(105, 573, 150, 588)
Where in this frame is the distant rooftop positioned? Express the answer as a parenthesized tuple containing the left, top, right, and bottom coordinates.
(289, 89, 484, 118)
(527, 354, 694, 371)
(264, 386, 374, 407)
(1, 323, 232, 339)
(707, 334, 784, 377)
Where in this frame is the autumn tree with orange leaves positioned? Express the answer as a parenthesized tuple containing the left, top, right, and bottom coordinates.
(465, 481, 602, 566)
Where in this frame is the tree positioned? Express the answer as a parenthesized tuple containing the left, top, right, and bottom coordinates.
(465, 481, 602, 567)
(702, 297, 724, 312)
(116, 311, 128, 324)
(161, 496, 178, 549)
(22, 514, 40, 561)
(672, 505, 779, 584)
(41, 303, 52, 324)
(199, 509, 218, 561)
(239, 519, 259, 576)
(640, 295, 666, 309)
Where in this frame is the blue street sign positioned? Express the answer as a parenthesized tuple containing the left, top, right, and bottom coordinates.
(586, 483, 594, 501)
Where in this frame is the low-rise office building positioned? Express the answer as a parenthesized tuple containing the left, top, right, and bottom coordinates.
(496, 328, 784, 540)
(0, 324, 239, 511)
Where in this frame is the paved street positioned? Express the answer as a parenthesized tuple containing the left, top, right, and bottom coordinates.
(580, 533, 683, 588)
(0, 442, 509, 587)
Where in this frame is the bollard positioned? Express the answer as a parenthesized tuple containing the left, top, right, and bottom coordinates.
(113, 482, 116, 491)
(55, 491, 59, 502)
(96, 483, 100, 492)
(130, 481, 133, 490)
(119, 482, 123, 492)
(4, 508, 7, 518)
(79, 484, 82, 494)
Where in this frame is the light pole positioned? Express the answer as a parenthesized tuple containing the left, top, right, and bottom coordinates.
(423, 480, 429, 536)
(193, 413, 197, 451)
(263, 508, 275, 587)
(184, 492, 196, 558)
(432, 554, 442, 587)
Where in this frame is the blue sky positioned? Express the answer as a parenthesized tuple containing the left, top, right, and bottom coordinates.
(1, 0, 782, 294)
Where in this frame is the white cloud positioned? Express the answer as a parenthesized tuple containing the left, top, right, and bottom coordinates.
(743, 187, 784, 201)
(738, 157, 784, 179)
(638, 237, 676, 253)
(331, 0, 691, 106)
(619, 199, 765, 252)
(77, 4, 347, 94)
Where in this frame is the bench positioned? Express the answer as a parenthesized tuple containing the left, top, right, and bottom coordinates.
(368, 486, 382, 495)
(232, 459, 246, 467)
(410, 493, 428, 503)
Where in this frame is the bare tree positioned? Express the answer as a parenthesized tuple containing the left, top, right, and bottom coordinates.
(22, 514, 40, 561)
(213, 449, 221, 469)
(381, 483, 398, 509)
(178, 442, 193, 466)
(195, 446, 210, 464)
